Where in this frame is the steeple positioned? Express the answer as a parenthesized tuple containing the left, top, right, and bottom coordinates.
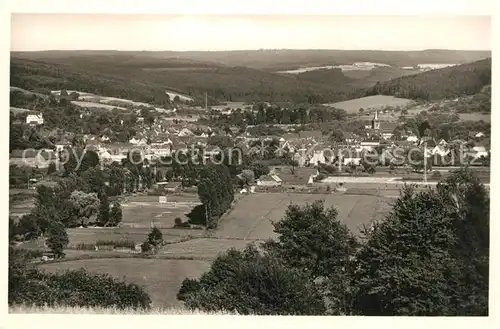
(371, 110, 380, 130)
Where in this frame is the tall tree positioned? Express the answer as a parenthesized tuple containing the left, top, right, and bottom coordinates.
(351, 168, 489, 315)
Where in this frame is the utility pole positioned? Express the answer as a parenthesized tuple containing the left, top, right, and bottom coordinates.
(205, 92, 208, 111)
(423, 142, 427, 184)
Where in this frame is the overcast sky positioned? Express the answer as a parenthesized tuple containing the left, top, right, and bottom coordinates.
(10, 14, 491, 51)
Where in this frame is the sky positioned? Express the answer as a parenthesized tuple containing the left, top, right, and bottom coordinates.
(10, 14, 491, 51)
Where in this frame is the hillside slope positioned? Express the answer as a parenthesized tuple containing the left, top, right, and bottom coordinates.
(10, 55, 359, 104)
(364, 58, 491, 100)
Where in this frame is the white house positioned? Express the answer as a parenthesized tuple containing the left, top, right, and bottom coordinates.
(309, 150, 327, 166)
(381, 132, 394, 140)
(360, 141, 380, 151)
(150, 139, 173, 157)
(472, 146, 489, 159)
(475, 132, 485, 138)
(407, 135, 419, 143)
(257, 174, 282, 187)
(178, 128, 194, 137)
(129, 137, 147, 146)
(343, 157, 362, 166)
(26, 113, 44, 125)
(100, 135, 110, 142)
(430, 145, 450, 157)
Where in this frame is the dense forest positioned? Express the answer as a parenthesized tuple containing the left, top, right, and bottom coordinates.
(10, 57, 359, 105)
(365, 58, 492, 101)
(10, 51, 491, 105)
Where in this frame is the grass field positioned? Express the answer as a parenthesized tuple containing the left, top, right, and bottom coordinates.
(121, 194, 202, 229)
(458, 113, 491, 122)
(215, 192, 391, 239)
(324, 95, 414, 113)
(35, 190, 394, 309)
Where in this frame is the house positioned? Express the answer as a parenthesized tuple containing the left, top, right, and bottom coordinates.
(360, 141, 380, 151)
(406, 135, 418, 143)
(26, 112, 44, 125)
(344, 132, 358, 144)
(271, 167, 319, 186)
(156, 181, 182, 193)
(298, 130, 322, 140)
(256, 174, 282, 187)
(149, 139, 173, 157)
(430, 145, 450, 157)
(475, 132, 485, 138)
(343, 156, 362, 166)
(472, 146, 489, 159)
(178, 128, 194, 137)
(309, 150, 327, 166)
(100, 135, 110, 142)
(129, 137, 147, 146)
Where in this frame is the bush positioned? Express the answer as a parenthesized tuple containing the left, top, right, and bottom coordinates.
(9, 248, 151, 310)
(140, 241, 152, 253)
(147, 227, 163, 247)
(108, 201, 122, 227)
(177, 245, 326, 315)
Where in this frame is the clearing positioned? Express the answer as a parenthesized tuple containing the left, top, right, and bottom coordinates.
(323, 95, 414, 113)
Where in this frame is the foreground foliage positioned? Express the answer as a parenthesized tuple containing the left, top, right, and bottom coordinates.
(8, 248, 152, 310)
(178, 245, 326, 315)
(178, 168, 489, 316)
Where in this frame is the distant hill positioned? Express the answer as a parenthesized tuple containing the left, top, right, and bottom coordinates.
(364, 58, 492, 101)
(10, 55, 359, 104)
(10, 50, 491, 105)
(12, 49, 491, 71)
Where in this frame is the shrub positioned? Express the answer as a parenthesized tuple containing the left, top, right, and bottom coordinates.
(178, 245, 326, 315)
(147, 227, 163, 247)
(9, 248, 152, 310)
(140, 241, 152, 253)
(108, 201, 123, 227)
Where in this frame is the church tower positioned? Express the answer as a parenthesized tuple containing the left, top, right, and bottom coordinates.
(372, 110, 380, 130)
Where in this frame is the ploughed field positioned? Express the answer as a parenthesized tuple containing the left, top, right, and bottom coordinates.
(38, 191, 393, 308)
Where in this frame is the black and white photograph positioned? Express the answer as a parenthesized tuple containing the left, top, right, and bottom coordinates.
(4, 0, 495, 323)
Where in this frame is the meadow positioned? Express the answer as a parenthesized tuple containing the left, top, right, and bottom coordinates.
(324, 95, 414, 113)
(33, 190, 393, 308)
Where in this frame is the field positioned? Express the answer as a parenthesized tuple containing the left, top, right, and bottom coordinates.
(324, 95, 414, 113)
(71, 100, 129, 111)
(36, 190, 393, 308)
(458, 113, 491, 122)
(53, 90, 174, 113)
(165, 90, 194, 102)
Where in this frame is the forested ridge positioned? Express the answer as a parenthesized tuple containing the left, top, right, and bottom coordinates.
(365, 58, 491, 101)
